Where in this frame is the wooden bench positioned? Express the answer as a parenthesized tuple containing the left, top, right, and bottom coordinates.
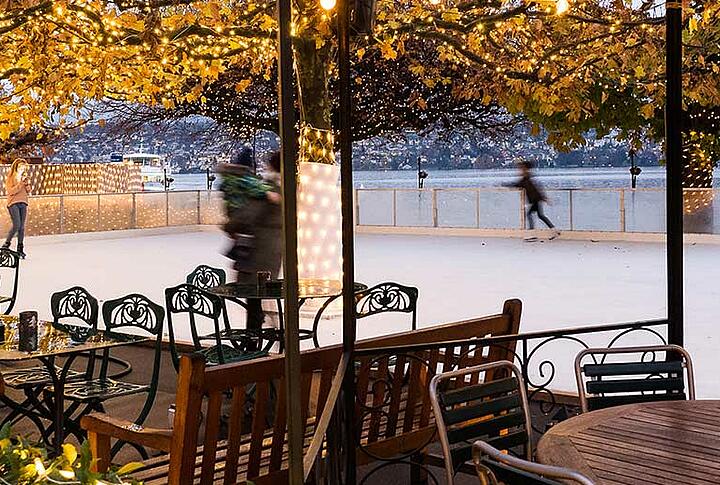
(82, 299, 521, 484)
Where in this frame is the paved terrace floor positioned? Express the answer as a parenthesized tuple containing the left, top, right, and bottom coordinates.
(9, 226, 720, 396)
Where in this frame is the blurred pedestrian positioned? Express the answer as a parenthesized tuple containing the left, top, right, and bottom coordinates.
(507, 161, 560, 242)
(3, 158, 31, 258)
(219, 148, 281, 349)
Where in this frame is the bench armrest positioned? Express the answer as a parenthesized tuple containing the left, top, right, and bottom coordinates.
(81, 413, 173, 472)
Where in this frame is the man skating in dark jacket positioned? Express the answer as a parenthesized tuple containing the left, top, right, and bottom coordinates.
(508, 161, 560, 241)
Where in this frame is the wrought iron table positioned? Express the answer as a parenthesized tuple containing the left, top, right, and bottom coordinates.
(208, 280, 367, 349)
(0, 316, 148, 454)
(537, 400, 720, 484)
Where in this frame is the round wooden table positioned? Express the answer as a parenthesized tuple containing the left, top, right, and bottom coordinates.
(537, 400, 720, 484)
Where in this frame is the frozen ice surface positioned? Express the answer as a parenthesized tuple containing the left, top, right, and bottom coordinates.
(13, 227, 720, 397)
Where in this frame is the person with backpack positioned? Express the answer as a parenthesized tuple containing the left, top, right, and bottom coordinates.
(219, 148, 281, 348)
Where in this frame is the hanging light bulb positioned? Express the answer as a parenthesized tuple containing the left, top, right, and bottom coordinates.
(320, 0, 336, 10)
(556, 0, 570, 14)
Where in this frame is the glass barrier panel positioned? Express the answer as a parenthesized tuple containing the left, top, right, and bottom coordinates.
(684, 188, 716, 235)
(625, 190, 665, 233)
(396, 190, 433, 227)
(479, 190, 521, 229)
(357, 190, 394, 226)
(571, 190, 621, 231)
(200, 191, 225, 225)
(543, 190, 571, 230)
(62, 195, 99, 233)
(99, 194, 134, 231)
(437, 190, 478, 228)
(26, 197, 62, 236)
(136, 192, 168, 228)
(168, 191, 200, 226)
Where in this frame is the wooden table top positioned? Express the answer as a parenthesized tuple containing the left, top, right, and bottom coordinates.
(537, 400, 720, 485)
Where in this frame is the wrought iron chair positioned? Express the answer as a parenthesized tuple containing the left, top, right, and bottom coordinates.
(574, 344, 695, 413)
(186, 265, 226, 290)
(3, 287, 99, 389)
(356, 282, 418, 328)
(1, 287, 100, 440)
(165, 284, 267, 370)
(309, 281, 418, 348)
(0, 248, 20, 315)
(429, 360, 532, 485)
(473, 441, 595, 485)
(57, 293, 165, 457)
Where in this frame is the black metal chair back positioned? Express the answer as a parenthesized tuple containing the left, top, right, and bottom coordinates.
(165, 283, 228, 370)
(51, 286, 99, 330)
(430, 360, 532, 485)
(355, 282, 419, 330)
(186, 265, 226, 290)
(51, 286, 101, 378)
(575, 344, 695, 413)
(0, 249, 21, 314)
(101, 293, 165, 384)
(473, 441, 595, 485)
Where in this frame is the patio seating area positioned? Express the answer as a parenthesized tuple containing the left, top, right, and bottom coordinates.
(0, 228, 716, 484)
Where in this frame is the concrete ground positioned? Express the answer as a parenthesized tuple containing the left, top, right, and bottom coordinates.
(4, 226, 720, 395)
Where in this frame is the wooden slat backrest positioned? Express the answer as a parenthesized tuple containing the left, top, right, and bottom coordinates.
(169, 347, 343, 485)
(355, 299, 522, 458)
(166, 299, 522, 484)
(356, 299, 521, 351)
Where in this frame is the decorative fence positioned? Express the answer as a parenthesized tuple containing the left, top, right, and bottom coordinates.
(0, 163, 142, 195)
(356, 188, 720, 234)
(352, 318, 669, 483)
(1, 190, 224, 236)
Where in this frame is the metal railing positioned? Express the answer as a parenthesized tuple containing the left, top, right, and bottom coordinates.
(352, 318, 669, 483)
(356, 187, 720, 234)
(4, 190, 224, 237)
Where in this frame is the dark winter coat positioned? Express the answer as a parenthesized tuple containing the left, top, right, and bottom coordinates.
(510, 175, 546, 204)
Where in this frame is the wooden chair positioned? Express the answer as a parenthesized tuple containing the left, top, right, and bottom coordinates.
(82, 300, 523, 483)
(0, 248, 20, 315)
(473, 441, 595, 485)
(574, 344, 695, 413)
(83, 348, 343, 484)
(186, 265, 226, 290)
(429, 360, 532, 485)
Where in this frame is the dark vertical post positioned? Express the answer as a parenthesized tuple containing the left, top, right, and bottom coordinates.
(338, 0, 357, 481)
(665, 0, 684, 346)
(277, 0, 303, 481)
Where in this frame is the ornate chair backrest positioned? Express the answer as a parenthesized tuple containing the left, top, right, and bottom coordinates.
(51, 286, 99, 330)
(168, 347, 342, 484)
(165, 284, 225, 370)
(101, 294, 165, 382)
(574, 344, 695, 413)
(430, 361, 532, 485)
(0, 249, 21, 314)
(51, 286, 101, 378)
(355, 282, 419, 330)
(186, 265, 226, 290)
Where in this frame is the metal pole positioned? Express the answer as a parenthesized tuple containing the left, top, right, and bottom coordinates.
(665, 0, 684, 346)
(338, 0, 357, 480)
(277, 0, 303, 481)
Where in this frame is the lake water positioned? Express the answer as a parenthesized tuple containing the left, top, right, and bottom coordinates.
(172, 167, 719, 191)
